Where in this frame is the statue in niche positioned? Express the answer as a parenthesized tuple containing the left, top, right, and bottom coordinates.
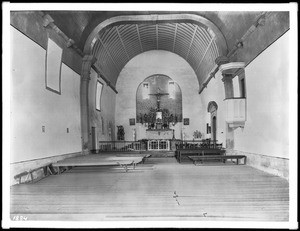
(143, 113, 148, 124)
(174, 115, 178, 123)
(117, 125, 125, 140)
(162, 108, 170, 129)
(169, 114, 174, 124)
(138, 113, 143, 124)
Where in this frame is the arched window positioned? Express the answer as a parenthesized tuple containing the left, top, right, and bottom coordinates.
(207, 101, 218, 141)
(142, 83, 149, 99)
(96, 81, 103, 111)
(168, 81, 175, 99)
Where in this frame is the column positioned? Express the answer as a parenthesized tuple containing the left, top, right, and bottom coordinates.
(80, 55, 97, 154)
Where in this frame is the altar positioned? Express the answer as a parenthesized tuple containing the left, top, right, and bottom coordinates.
(146, 129, 173, 140)
(137, 85, 180, 143)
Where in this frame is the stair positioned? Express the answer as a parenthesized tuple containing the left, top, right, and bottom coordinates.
(142, 151, 175, 157)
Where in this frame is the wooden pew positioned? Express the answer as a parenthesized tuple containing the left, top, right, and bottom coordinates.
(176, 149, 226, 163)
(188, 155, 247, 165)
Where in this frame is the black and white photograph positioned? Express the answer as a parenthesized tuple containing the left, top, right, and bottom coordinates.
(2, 2, 298, 229)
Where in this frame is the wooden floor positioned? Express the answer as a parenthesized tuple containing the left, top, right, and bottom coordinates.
(10, 157, 289, 222)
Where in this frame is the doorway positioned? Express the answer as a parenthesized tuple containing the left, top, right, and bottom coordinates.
(212, 116, 217, 141)
(91, 127, 97, 152)
(207, 101, 218, 144)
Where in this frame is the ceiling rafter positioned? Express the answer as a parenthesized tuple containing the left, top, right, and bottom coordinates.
(172, 23, 178, 53)
(136, 24, 144, 53)
(186, 25, 198, 59)
(115, 26, 130, 61)
(195, 38, 214, 72)
(98, 37, 119, 72)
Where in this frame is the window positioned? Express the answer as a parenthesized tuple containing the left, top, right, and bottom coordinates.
(142, 83, 149, 99)
(96, 81, 103, 111)
(169, 81, 175, 99)
(240, 78, 246, 98)
(232, 76, 240, 98)
(45, 38, 62, 94)
(238, 71, 246, 98)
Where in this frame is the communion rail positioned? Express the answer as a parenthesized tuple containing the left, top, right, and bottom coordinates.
(97, 139, 223, 152)
(98, 141, 147, 152)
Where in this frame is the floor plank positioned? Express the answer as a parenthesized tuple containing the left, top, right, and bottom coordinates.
(10, 157, 289, 221)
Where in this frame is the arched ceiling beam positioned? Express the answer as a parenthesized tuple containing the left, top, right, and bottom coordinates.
(136, 24, 144, 52)
(186, 25, 198, 60)
(195, 38, 214, 72)
(156, 24, 159, 50)
(172, 23, 178, 52)
(98, 37, 119, 71)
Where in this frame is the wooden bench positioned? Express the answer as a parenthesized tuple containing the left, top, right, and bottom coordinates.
(176, 149, 226, 163)
(51, 157, 144, 173)
(188, 155, 247, 165)
(14, 165, 54, 184)
(114, 154, 151, 164)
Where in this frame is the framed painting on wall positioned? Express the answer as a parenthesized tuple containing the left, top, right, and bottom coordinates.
(183, 118, 189, 125)
(45, 38, 62, 94)
(129, 118, 135, 126)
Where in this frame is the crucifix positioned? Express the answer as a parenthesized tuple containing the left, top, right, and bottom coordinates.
(149, 87, 169, 111)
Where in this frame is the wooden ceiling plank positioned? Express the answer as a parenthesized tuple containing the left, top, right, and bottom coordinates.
(115, 26, 131, 61)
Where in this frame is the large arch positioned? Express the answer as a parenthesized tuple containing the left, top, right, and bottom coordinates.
(80, 14, 228, 150)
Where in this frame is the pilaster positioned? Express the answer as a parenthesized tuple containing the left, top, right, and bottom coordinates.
(80, 55, 97, 154)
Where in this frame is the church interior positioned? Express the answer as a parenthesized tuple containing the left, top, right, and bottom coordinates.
(4, 4, 297, 227)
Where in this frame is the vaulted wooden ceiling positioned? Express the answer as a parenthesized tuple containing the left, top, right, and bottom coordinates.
(45, 11, 264, 87)
(90, 22, 221, 86)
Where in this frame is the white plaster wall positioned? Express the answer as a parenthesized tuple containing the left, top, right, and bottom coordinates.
(10, 26, 81, 163)
(115, 50, 201, 141)
(234, 31, 290, 158)
(198, 72, 227, 146)
(89, 68, 116, 144)
(200, 31, 290, 158)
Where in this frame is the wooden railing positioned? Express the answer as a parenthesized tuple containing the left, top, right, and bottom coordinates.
(175, 139, 223, 149)
(98, 141, 147, 152)
(148, 140, 170, 151)
(98, 139, 223, 152)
